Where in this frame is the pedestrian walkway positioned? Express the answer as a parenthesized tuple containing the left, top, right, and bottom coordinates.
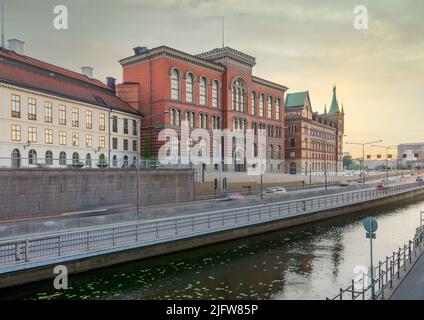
(391, 240, 424, 299)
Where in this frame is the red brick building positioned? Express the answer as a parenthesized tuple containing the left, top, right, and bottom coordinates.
(117, 46, 288, 172)
(284, 87, 344, 175)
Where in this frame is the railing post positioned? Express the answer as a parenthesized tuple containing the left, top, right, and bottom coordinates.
(409, 240, 412, 263)
(25, 240, 30, 262)
(135, 225, 138, 242)
(192, 216, 195, 231)
(86, 231, 90, 250)
(112, 228, 116, 245)
(15, 242, 21, 261)
(351, 280, 355, 299)
(58, 236, 61, 256)
(340, 288, 343, 300)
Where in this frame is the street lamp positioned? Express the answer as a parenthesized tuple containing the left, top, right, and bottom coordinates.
(345, 140, 383, 185)
(371, 144, 397, 182)
(136, 111, 169, 215)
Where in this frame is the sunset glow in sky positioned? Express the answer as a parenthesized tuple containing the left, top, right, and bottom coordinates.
(3, 0, 424, 157)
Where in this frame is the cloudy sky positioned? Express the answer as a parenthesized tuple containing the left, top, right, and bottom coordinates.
(3, 0, 424, 157)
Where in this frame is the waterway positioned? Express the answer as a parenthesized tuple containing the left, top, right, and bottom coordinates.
(1, 198, 423, 300)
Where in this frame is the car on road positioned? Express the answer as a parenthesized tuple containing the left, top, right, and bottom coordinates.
(264, 188, 276, 194)
(273, 187, 287, 194)
(416, 176, 423, 182)
(376, 184, 385, 190)
(339, 180, 353, 187)
(219, 193, 244, 201)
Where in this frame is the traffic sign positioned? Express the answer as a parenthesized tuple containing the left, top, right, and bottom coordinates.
(363, 217, 378, 233)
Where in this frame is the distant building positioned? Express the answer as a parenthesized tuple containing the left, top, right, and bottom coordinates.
(398, 143, 424, 166)
(0, 40, 141, 168)
(284, 87, 344, 174)
(117, 45, 287, 172)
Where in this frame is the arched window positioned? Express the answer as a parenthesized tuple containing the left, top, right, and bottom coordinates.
(28, 149, 37, 165)
(251, 91, 256, 116)
(185, 73, 194, 103)
(276, 98, 281, 120)
(177, 110, 181, 126)
(59, 152, 66, 166)
(123, 155, 129, 167)
(269, 145, 274, 159)
(231, 78, 248, 112)
(11, 149, 21, 168)
(212, 80, 219, 108)
(112, 155, 118, 167)
(267, 96, 273, 119)
(132, 156, 137, 167)
(45, 151, 53, 166)
(86, 153, 92, 168)
(170, 108, 175, 125)
(259, 94, 264, 117)
(199, 77, 207, 106)
(72, 152, 80, 165)
(170, 69, 180, 100)
(290, 139, 296, 148)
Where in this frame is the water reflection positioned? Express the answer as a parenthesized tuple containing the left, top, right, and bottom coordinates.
(1, 198, 423, 300)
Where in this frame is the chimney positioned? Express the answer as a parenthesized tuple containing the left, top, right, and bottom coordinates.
(8, 39, 24, 55)
(133, 46, 148, 55)
(106, 77, 116, 90)
(81, 66, 94, 78)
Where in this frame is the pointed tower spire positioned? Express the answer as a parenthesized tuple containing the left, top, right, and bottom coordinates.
(328, 85, 340, 115)
(324, 104, 327, 114)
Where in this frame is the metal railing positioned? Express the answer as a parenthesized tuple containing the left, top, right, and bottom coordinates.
(0, 157, 192, 170)
(1, 181, 423, 269)
(328, 225, 424, 300)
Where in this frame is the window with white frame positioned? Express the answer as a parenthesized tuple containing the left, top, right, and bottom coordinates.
(28, 98, 37, 120)
(259, 94, 264, 117)
(11, 124, 21, 141)
(200, 77, 207, 106)
(267, 96, 273, 119)
(28, 127, 37, 143)
(44, 102, 53, 123)
(171, 69, 180, 100)
(59, 105, 66, 125)
(45, 129, 53, 144)
(11, 94, 21, 118)
(212, 80, 219, 108)
(186, 73, 194, 103)
(59, 131, 67, 145)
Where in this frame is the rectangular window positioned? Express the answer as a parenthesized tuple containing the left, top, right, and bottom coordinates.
(99, 136, 105, 149)
(71, 107, 81, 127)
(45, 129, 53, 144)
(86, 111, 92, 129)
(28, 127, 37, 143)
(28, 98, 37, 120)
(59, 105, 66, 125)
(132, 120, 137, 136)
(86, 134, 92, 148)
(44, 102, 53, 123)
(112, 137, 118, 150)
(132, 140, 137, 152)
(99, 113, 105, 131)
(72, 107, 79, 127)
(59, 131, 67, 145)
(112, 116, 118, 133)
(11, 94, 21, 118)
(11, 124, 21, 141)
(124, 119, 128, 134)
(72, 132, 79, 146)
(123, 139, 128, 151)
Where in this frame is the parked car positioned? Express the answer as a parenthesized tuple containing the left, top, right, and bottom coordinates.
(376, 184, 385, 190)
(416, 176, 423, 182)
(339, 180, 352, 187)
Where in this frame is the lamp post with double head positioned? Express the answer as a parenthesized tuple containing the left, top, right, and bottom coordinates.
(345, 140, 383, 185)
